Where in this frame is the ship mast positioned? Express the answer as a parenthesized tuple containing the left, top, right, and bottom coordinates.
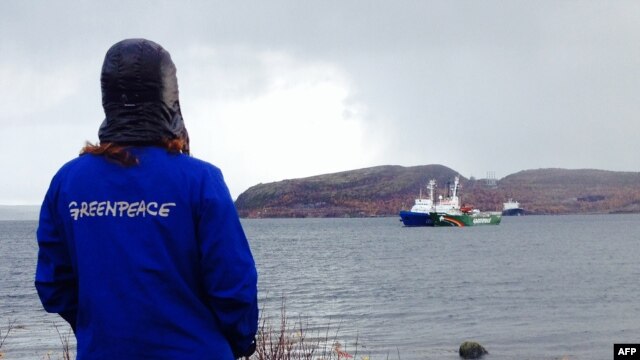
(427, 179, 436, 202)
(452, 176, 459, 199)
(452, 176, 460, 207)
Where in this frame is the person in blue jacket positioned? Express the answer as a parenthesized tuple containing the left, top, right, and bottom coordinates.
(35, 38, 258, 359)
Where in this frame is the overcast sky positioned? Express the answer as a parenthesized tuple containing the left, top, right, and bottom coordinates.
(1, 1, 639, 204)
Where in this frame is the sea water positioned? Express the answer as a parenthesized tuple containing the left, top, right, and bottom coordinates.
(1, 215, 639, 359)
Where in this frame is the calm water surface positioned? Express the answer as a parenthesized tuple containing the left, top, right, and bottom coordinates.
(1, 215, 639, 359)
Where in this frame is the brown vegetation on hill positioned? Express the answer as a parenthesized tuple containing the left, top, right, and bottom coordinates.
(234, 166, 640, 218)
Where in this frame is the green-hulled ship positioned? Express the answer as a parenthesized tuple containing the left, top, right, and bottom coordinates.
(429, 176, 502, 227)
(430, 210, 502, 227)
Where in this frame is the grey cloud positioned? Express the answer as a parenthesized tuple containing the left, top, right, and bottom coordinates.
(1, 0, 639, 203)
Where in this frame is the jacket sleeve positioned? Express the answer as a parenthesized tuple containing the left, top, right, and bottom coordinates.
(35, 182, 78, 331)
(198, 168, 258, 357)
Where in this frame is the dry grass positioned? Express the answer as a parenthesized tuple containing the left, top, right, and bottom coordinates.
(2, 303, 391, 360)
(52, 323, 72, 360)
(0, 319, 16, 359)
(251, 300, 368, 360)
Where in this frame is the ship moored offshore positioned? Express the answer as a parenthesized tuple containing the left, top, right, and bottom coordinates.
(400, 176, 502, 227)
(502, 199, 525, 216)
(428, 176, 502, 227)
(399, 180, 436, 226)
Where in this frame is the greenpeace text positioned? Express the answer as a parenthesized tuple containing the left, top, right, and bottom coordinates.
(68, 200, 176, 220)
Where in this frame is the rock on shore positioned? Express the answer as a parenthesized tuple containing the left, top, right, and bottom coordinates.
(459, 341, 488, 359)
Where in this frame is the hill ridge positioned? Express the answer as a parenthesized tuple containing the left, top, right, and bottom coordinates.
(235, 165, 640, 218)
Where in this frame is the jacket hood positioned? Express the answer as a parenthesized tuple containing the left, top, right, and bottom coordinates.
(98, 38, 189, 153)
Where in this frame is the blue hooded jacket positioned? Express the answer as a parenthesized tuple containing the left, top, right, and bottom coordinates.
(36, 148, 258, 359)
(35, 39, 258, 359)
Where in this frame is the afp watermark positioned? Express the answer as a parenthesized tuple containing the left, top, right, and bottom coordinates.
(615, 344, 640, 359)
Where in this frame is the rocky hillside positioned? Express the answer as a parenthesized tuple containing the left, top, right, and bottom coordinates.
(234, 165, 640, 218)
(496, 169, 640, 214)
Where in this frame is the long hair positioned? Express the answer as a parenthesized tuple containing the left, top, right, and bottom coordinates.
(80, 138, 188, 166)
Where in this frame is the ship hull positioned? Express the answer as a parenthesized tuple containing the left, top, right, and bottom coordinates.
(502, 208, 525, 216)
(429, 212, 502, 227)
(399, 210, 435, 227)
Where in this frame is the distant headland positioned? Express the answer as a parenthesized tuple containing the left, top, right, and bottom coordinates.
(0, 205, 40, 221)
(234, 165, 640, 218)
